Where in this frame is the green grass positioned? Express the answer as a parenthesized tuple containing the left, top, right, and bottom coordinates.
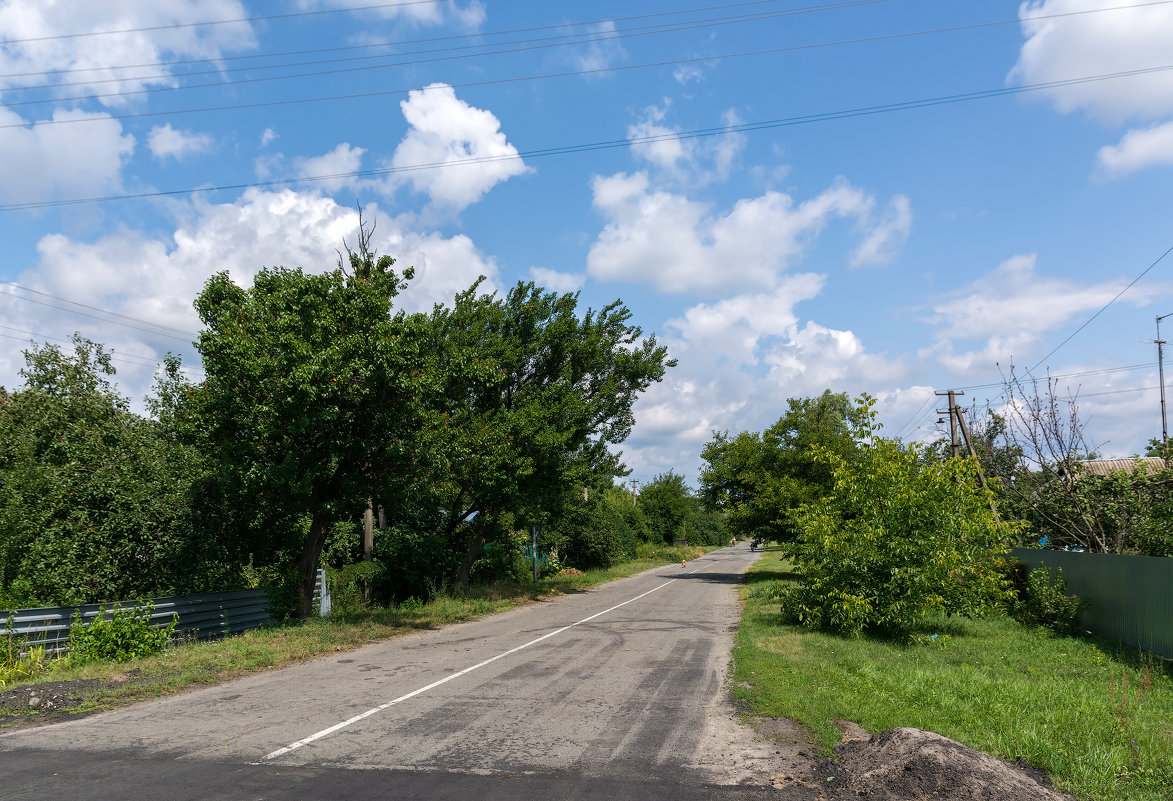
(732, 549, 1173, 801)
(3, 544, 715, 722)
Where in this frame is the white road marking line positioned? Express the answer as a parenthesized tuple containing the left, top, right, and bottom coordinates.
(262, 562, 728, 762)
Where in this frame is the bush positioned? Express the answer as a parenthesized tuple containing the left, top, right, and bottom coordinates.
(1011, 564, 1088, 634)
(780, 398, 1019, 637)
(325, 561, 391, 613)
(67, 602, 176, 664)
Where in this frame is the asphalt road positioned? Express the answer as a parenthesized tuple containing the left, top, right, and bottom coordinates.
(0, 545, 816, 800)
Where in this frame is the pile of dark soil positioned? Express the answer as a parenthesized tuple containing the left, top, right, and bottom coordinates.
(0, 678, 102, 727)
(818, 727, 1073, 801)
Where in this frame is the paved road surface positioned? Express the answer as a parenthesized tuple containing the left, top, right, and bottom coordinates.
(1, 545, 814, 800)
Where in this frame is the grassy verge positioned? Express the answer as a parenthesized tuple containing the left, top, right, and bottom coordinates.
(2, 544, 714, 724)
(731, 549, 1173, 801)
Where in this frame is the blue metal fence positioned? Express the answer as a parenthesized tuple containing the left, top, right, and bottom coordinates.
(1, 588, 273, 654)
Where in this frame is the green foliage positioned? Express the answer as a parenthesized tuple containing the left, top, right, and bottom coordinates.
(67, 602, 177, 664)
(780, 396, 1019, 637)
(556, 492, 637, 569)
(192, 231, 441, 618)
(325, 561, 391, 614)
(0, 337, 226, 607)
(700, 389, 870, 545)
(638, 471, 728, 546)
(426, 279, 674, 586)
(1011, 565, 1089, 635)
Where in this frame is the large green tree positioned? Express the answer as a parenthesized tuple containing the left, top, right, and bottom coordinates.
(0, 338, 210, 607)
(192, 238, 441, 617)
(425, 280, 674, 586)
(699, 389, 869, 544)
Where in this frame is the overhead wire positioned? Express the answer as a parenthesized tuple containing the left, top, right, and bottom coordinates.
(3, 1, 886, 105)
(5, 61, 1173, 212)
(4, 1, 1168, 115)
(0, 0, 456, 45)
(0, 0, 870, 85)
(1, 291, 198, 342)
(1, 281, 200, 338)
(1026, 241, 1173, 374)
(0, 326, 203, 375)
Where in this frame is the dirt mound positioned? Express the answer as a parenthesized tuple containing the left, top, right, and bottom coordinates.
(821, 727, 1071, 801)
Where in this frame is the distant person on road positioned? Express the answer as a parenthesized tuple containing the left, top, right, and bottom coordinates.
(729, 538, 736, 548)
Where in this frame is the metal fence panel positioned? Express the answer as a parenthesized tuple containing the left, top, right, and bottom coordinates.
(1011, 548, 1173, 659)
(1, 588, 273, 654)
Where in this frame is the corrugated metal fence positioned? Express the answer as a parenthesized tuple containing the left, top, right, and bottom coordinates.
(1, 589, 272, 654)
(1012, 548, 1173, 659)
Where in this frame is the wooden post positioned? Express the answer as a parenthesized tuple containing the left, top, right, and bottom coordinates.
(363, 501, 374, 562)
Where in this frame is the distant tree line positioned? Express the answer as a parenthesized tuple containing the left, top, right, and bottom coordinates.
(0, 228, 728, 615)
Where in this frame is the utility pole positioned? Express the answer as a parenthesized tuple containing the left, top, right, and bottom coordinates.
(937, 390, 998, 519)
(936, 390, 962, 458)
(1157, 313, 1173, 460)
(630, 478, 639, 505)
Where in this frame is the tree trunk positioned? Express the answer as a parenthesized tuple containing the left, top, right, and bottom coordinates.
(455, 532, 487, 588)
(297, 511, 334, 619)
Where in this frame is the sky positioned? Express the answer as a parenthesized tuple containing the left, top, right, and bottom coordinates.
(3, 0, 1173, 487)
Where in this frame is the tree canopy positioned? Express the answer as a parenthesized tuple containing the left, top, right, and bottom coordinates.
(699, 389, 870, 544)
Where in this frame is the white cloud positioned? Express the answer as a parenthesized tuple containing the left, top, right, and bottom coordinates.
(627, 105, 745, 185)
(587, 172, 882, 295)
(851, 194, 913, 267)
(260, 128, 278, 147)
(387, 83, 529, 211)
(294, 143, 366, 192)
(1010, 0, 1173, 122)
(294, 0, 485, 28)
(571, 20, 627, 73)
(0, 0, 256, 105)
(0, 106, 134, 204)
(1, 189, 500, 400)
(1096, 120, 1173, 176)
(621, 279, 905, 479)
(921, 254, 1155, 373)
(528, 267, 585, 293)
(146, 124, 214, 161)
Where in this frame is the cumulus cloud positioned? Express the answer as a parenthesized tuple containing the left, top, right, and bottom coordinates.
(586, 172, 900, 295)
(921, 254, 1154, 374)
(0, 0, 256, 105)
(621, 279, 905, 478)
(1010, 0, 1173, 122)
(0, 189, 500, 400)
(1096, 121, 1173, 176)
(528, 267, 585, 293)
(294, 143, 366, 191)
(294, 0, 485, 28)
(387, 83, 529, 211)
(627, 105, 745, 185)
(851, 194, 913, 267)
(260, 128, 278, 147)
(146, 124, 214, 161)
(0, 106, 134, 204)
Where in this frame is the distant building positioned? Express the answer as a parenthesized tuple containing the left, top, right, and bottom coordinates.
(1074, 458, 1167, 478)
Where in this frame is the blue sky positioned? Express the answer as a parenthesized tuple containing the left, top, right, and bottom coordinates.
(3, 0, 1173, 485)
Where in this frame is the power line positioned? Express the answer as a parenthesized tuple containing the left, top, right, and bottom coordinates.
(1027, 241, 1173, 374)
(1, 291, 197, 342)
(957, 362, 1158, 393)
(0, 327, 204, 376)
(894, 393, 934, 439)
(0, 0, 454, 45)
(0, 0, 853, 83)
(4, 1, 884, 105)
(1, 281, 199, 338)
(5, 1, 1167, 115)
(5, 61, 1172, 212)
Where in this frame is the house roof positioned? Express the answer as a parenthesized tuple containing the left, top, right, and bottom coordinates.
(1076, 458, 1167, 477)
